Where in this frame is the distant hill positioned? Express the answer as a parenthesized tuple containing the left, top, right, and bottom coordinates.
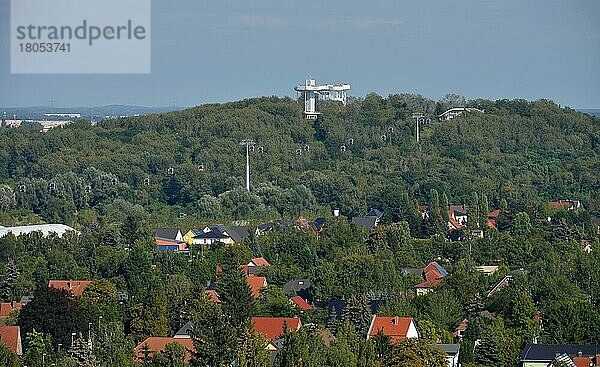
(1, 95, 599, 223)
(1, 104, 184, 121)
(578, 109, 600, 117)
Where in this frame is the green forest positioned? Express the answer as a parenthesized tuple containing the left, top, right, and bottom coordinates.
(0, 94, 599, 367)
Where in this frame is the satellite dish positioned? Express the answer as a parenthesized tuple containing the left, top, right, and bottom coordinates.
(347, 138, 354, 145)
(111, 178, 118, 185)
(388, 127, 394, 133)
(380, 134, 387, 141)
(304, 144, 310, 152)
(197, 164, 205, 172)
(49, 182, 57, 191)
(19, 184, 27, 193)
(144, 177, 151, 186)
(257, 146, 264, 153)
(167, 167, 175, 175)
(340, 145, 346, 152)
(295, 148, 302, 155)
(178, 212, 186, 219)
(249, 145, 255, 152)
(85, 185, 92, 193)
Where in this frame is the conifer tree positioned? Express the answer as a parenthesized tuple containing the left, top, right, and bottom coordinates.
(68, 332, 97, 367)
(1, 260, 19, 301)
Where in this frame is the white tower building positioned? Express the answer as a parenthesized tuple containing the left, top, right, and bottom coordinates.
(295, 79, 351, 119)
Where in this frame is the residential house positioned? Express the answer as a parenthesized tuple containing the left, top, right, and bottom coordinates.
(0, 326, 22, 355)
(247, 276, 267, 298)
(438, 107, 484, 121)
(247, 257, 271, 276)
(448, 205, 468, 230)
(155, 228, 183, 242)
(252, 317, 302, 341)
(48, 280, 92, 296)
(183, 226, 234, 247)
(419, 205, 430, 220)
(228, 226, 251, 243)
(134, 337, 195, 363)
(434, 344, 460, 367)
(283, 279, 313, 302)
(156, 239, 188, 252)
(0, 302, 22, 323)
(204, 289, 221, 304)
(488, 210, 501, 229)
(487, 275, 513, 297)
(248, 257, 271, 268)
(352, 209, 384, 231)
(155, 228, 187, 252)
(477, 265, 499, 277)
(453, 319, 468, 340)
(520, 344, 600, 367)
(173, 321, 193, 339)
(415, 261, 448, 296)
(255, 222, 274, 236)
(290, 296, 311, 310)
(309, 218, 327, 233)
(366, 316, 419, 342)
(548, 200, 582, 211)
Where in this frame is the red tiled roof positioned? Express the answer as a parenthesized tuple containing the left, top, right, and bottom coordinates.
(0, 326, 21, 355)
(134, 337, 195, 363)
(419, 205, 429, 212)
(204, 290, 221, 303)
(368, 316, 414, 340)
(573, 357, 592, 367)
(549, 201, 572, 208)
(252, 317, 301, 340)
(249, 257, 271, 267)
(488, 210, 501, 218)
(290, 296, 311, 310)
(415, 278, 441, 288)
(48, 280, 92, 297)
(424, 269, 443, 282)
(487, 218, 497, 229)
(0, 302, 22, 320)
(448, 214, 463, 229)
(247, 276, 267, 298)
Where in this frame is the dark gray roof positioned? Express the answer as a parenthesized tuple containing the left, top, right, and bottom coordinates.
(402, 268, 424, 277)
(257, 222, 273, 232)
(283, 279, 311, 294)
(229, 226, 251, 243)
(352, 216, 378, 231)
(366, 209, 384, 218)
(174, 321, 193, 337)
(309, 218, 327, 232)
(195, 231, 230, 240)
(433, 344, 460, 355)
(155, 228, 180, 240)
(520, 344, 600, 361)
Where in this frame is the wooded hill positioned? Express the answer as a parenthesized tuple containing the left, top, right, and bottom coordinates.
(0, 93, 598, 230)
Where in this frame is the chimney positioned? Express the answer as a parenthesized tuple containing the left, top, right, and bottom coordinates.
(391, 317, 399, 325)
(67, 281, 71, 289)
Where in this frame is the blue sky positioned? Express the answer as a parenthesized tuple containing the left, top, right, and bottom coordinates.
(0, 0, 598, 108)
